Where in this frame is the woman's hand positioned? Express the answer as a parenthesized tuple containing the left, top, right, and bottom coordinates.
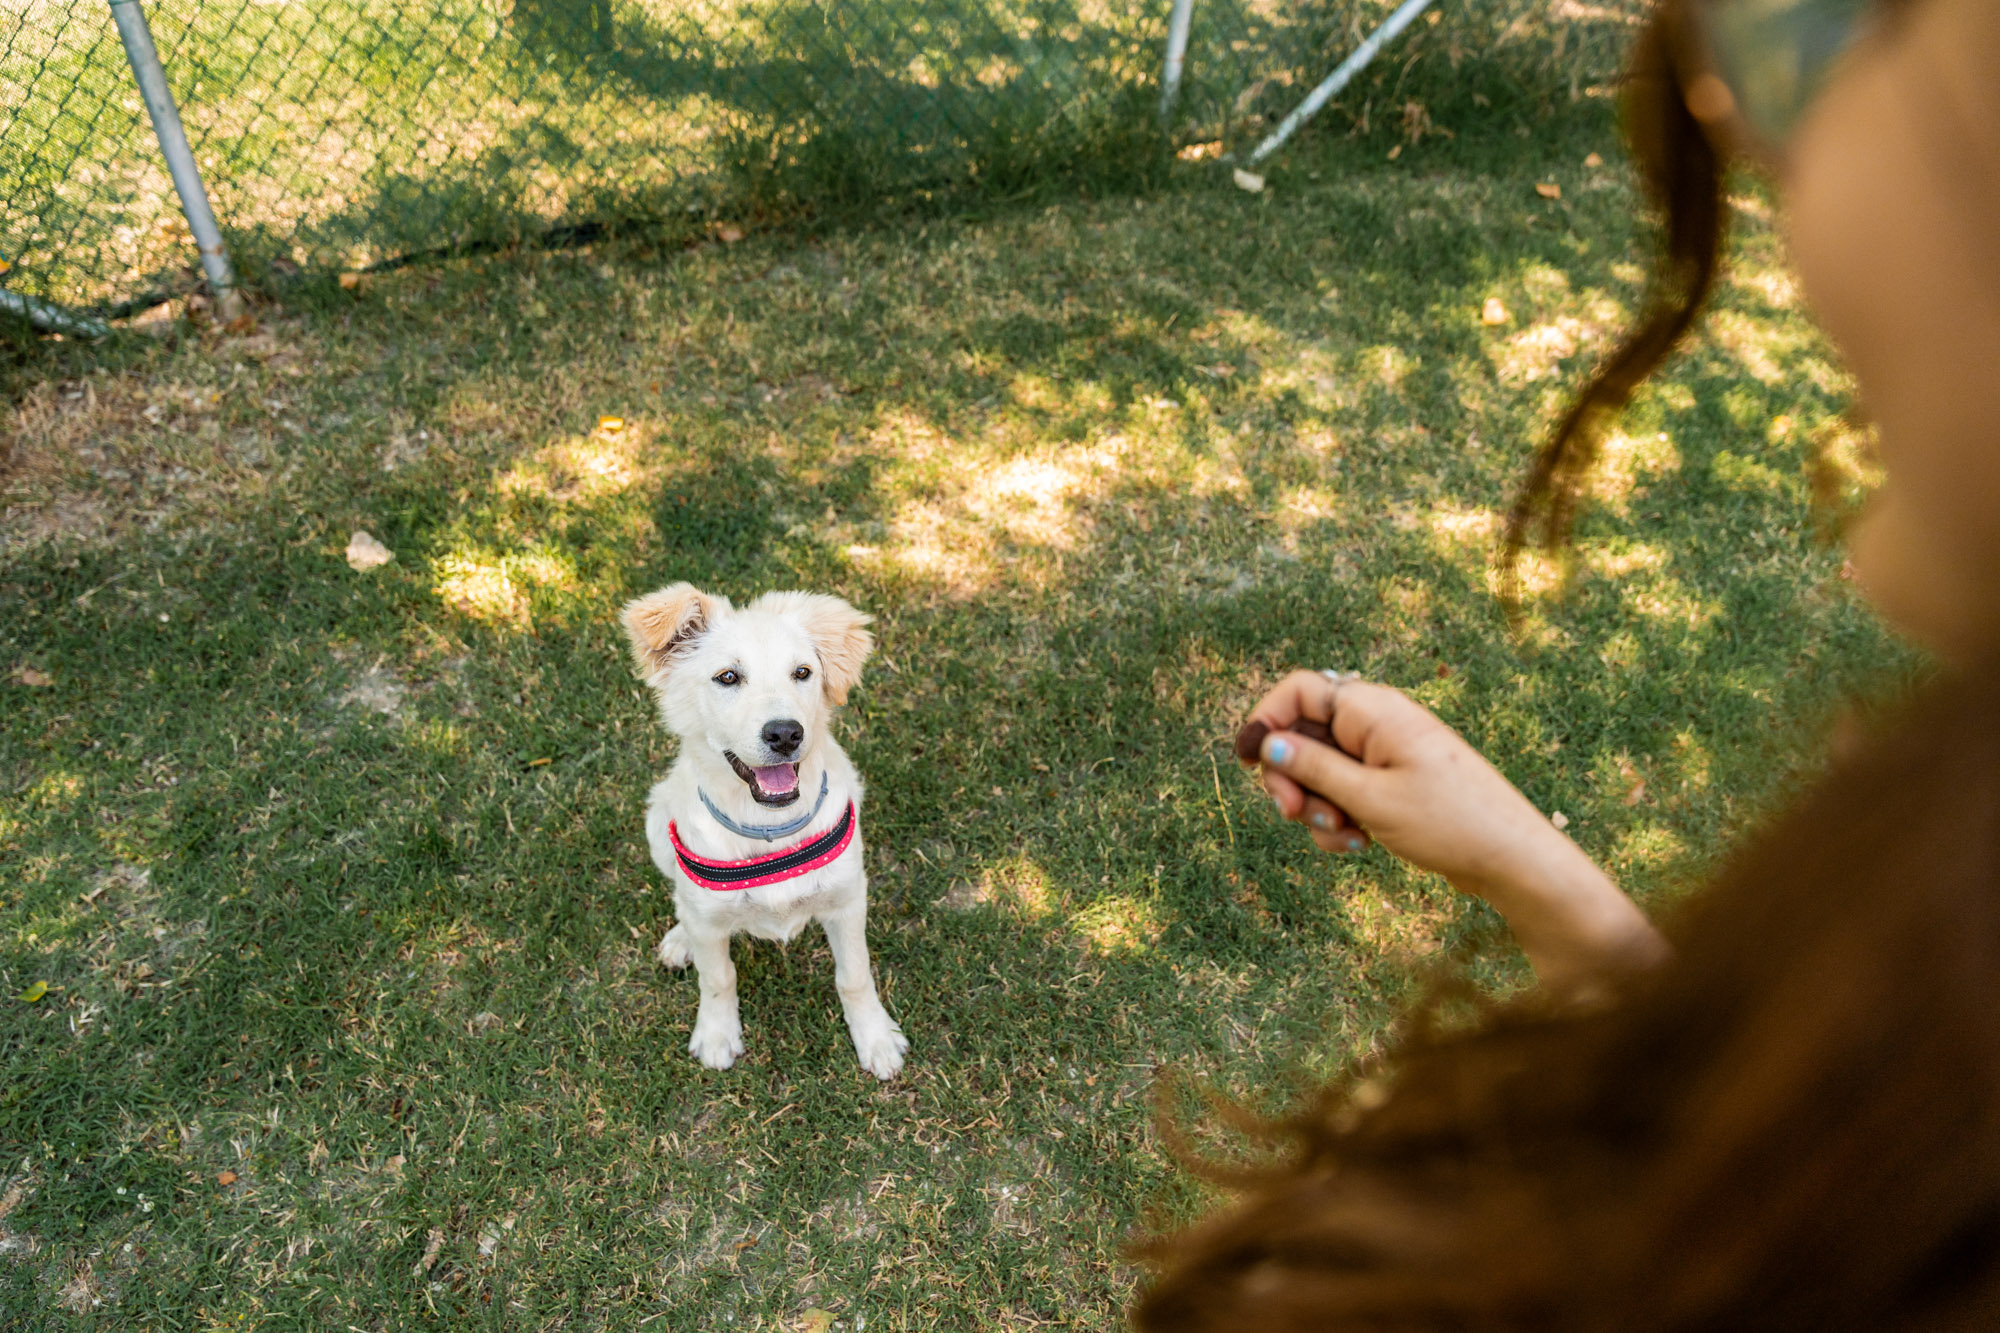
(1242, 671, 1668, 991)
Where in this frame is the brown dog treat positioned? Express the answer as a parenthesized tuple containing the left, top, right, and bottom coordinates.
(1233, 717, 1335, 763)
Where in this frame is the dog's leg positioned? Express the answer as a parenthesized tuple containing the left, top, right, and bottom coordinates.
(820, 904, 907, 1080)
(656, 922, 692, 969)
(682, 923, 745, 1070)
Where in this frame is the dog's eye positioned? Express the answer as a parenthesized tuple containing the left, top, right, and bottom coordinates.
(713, 669, 742, 687)
(792, 665, 813, 682)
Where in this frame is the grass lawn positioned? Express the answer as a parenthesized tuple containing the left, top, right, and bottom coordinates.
(1, 96, 1918, 1328)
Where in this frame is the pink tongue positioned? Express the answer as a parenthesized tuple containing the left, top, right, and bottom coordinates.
(752, 764, 798, 795)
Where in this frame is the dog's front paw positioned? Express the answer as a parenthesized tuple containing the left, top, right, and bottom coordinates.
(849, 1014, 909, 1081)
(656, 923, 692, 969)
(689, 1012, 745, 1070)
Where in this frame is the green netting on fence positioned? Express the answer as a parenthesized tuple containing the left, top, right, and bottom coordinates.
(1, 0, 1644, 319)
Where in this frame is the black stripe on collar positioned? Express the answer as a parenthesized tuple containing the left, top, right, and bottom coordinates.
(676, 801, 855, 884)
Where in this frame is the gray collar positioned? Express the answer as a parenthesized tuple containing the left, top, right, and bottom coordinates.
(698, 771, 831, 840)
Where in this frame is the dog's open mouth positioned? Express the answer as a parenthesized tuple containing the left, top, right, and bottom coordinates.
(725, 751, 802, 806)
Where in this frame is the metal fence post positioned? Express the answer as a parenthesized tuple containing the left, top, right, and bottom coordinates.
(107, 0, 243, 320)
(1244, 0, 1438, 166)
(1159, 0, 1196, 126)
(1, 289, 112, 339)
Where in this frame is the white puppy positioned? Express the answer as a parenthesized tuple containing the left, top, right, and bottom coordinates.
(621, 582, 907, 1079)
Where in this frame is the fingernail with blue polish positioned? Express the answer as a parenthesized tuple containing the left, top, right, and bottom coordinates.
(1310, 811, 1331, 830)
(1264, 737, 1293, 764)
(1341, 834, 1365, 853)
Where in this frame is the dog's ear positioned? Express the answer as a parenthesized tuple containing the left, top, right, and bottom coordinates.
(749, 590, 874, 706)
(621, 583, 727, 687)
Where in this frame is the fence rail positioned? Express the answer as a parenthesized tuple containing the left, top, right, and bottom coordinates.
(2, 0, 1644, 323)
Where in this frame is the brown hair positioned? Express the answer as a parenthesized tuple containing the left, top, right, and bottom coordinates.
(1501, 0, 1726, 604)
(1135, 654, 2000, 1329)
(1139, 3, 2000, 1325)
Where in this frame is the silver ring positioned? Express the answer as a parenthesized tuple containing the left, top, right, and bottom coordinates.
(1320, 669, 1360, 716)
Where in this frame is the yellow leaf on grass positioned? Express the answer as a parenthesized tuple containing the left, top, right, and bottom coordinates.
(798, 1310, 837, 1333)
(597, 415, 625, 435)
(16, 981, 47, 1002)
(345, 530, 394, 571)
(1535, 182, 1562, 200)
(1480, 297, 1510, 326)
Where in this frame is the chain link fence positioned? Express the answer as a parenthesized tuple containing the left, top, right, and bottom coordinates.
(2, 0, 1643, 322)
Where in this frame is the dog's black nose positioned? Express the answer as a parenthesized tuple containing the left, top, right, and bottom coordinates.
(761, 718, 804, 756)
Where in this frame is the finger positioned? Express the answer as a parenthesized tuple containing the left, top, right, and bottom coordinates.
(1261, 766, 1308, 819)
(1245, 669, 1343, 736)
(1297, 793, 1355, 836)
(1260, 727, 1375, 817)
(1319, 680, 1438, 767)
(1235, 715, 1335, 765)
(1308, 817, 1371, 854)
(1300, 798, 1369, 852)
(1265, 771, 1368, 851)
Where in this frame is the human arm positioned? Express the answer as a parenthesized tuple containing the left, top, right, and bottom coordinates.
(1242, 671, 1668, 995)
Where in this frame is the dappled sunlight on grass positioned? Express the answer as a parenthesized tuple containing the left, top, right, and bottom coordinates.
(1072, 893, 1166, 957)
(1493, 313, 1606, 385)
(1424, 502, 1501, 552)
(2, 105, 1928, 1328)
(1622, 577, 1721, 633)
(1707, 309, 1802, 386)
(495, 422, 654, 505)
(1591, 429, 1681, 508)
(434, 546, 580, 627)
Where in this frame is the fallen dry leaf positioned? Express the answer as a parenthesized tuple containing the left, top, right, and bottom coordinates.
(1231, 167, 1265, 193)
(1623, 780, 1647, 807)
(1584, 152, 1604, 168)
(345, 530, 393, 572)
(596, 415, 625, 435)
(1480, 297, 1510, 326)
(14, 666, 53, 687)
(1550, 811, 1570, 830)
(1175, 140, 1223, 161)
(337, 272, 362, 289)
(1386, 144, 1403, 160)
(798, 1310, 837, 1333)
(715, 224, 744, 244)
(413, 1226, 446, 1277)
(384, 1154, 406, 1175)
(1535, 182, 1563, 200)
(216, 1171, 237, 1186)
